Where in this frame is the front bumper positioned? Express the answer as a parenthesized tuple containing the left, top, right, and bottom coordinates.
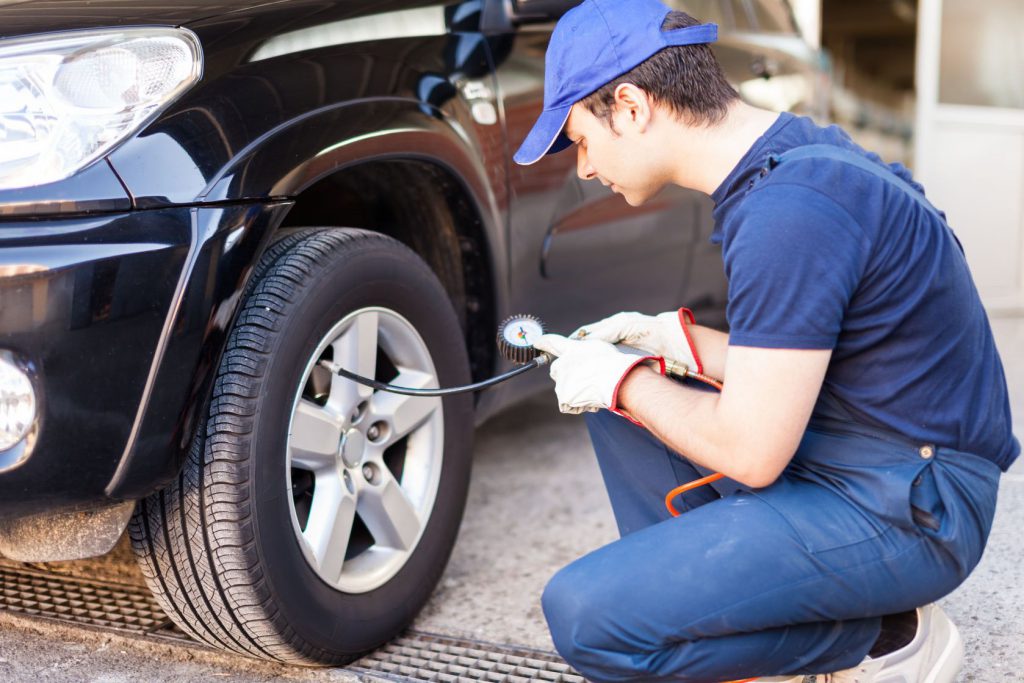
(0, 201, 291, 519)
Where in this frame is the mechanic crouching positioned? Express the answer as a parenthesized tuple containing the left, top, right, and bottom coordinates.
(513, 1, 1019, 682)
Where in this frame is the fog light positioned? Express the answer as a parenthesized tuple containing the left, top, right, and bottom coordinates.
(0, 351, 36, 451)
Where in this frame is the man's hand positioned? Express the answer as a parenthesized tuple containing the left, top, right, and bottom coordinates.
(532, 334, 665, 417)
(570, 309, 702, 376)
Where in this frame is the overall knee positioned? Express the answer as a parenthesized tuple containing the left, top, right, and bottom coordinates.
(542, 562, 631, 680)
(541, 564, 586, 656)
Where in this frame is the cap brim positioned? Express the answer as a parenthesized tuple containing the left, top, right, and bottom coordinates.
(513, 104, 573, 166)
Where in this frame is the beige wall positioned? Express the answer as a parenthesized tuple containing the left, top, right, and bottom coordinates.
(915, 0, 1024, 314)
(788, 0, 821, 48)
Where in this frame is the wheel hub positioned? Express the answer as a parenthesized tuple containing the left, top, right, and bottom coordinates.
(338, 428, 366, 469)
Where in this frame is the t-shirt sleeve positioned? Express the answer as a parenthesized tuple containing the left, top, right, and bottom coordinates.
(724, 183, 869, 350)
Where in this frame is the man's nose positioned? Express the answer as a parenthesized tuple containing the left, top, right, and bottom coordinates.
(577, 146, 596, 180)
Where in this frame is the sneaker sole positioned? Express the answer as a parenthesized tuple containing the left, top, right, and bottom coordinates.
(922, 607, 964, 683)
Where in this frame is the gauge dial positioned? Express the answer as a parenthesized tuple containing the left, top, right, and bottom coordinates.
(496, 314, 546, 364)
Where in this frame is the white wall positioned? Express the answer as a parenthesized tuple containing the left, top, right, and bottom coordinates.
(915, 0, 1024, 314)
(788, 0, 821, 48)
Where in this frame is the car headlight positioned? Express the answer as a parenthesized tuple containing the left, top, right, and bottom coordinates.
(0, 27, 203, 191)
(0, 351, 36, 453)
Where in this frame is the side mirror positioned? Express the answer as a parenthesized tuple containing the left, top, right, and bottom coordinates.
(481, 0, 582, 31)
(510, 0, 582, 23)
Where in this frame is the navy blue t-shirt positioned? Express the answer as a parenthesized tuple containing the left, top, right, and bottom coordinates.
(711, 112, 1019, 470)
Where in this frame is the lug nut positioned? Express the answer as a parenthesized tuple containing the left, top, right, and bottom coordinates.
(362, 464, 375, 483)
(367, 421, 387, 442)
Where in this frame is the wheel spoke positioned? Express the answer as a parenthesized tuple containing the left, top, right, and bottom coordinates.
(359, 470, 421, 551)
(289, 399, 343, 470)
(370, 368, 440, 442)
(328, 311, 379, 410)
(303, 475, 357, 584)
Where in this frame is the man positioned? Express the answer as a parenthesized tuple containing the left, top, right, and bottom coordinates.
(514, 1, 1019, 682)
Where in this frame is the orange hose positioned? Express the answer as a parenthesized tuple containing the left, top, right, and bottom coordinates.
(663, 370, 726, 517)
(664, 472, 725, 516)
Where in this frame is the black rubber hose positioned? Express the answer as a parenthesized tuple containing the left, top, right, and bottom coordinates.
(319, 357, 546, 397)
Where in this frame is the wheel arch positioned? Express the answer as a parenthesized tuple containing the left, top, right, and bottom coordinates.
(276, 157, 499, 388)
(201, 98, 506, 386)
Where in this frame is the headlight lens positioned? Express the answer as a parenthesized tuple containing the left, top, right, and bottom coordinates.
(0, 352, 36, 452)
(0, 27, 203, 191)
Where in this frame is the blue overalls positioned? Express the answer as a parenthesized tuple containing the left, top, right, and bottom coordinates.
(541, 147, 1008, 682)
(541, 395, 1001, 682)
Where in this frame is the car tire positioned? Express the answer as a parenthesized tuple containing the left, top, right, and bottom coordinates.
(128, 227, 474, 664)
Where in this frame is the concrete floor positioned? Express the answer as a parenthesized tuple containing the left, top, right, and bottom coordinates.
(0, 317, 1021, 681)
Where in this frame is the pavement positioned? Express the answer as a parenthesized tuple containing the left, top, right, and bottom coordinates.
(0, 317, 1021, 681)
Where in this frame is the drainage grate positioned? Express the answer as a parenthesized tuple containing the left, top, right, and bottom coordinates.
(0, 563, 584, 682)
(0, 564, 180, 637)
(351, 631, 585, 682)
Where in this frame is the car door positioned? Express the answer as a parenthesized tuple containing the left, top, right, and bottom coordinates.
(492, 23, 708, 336)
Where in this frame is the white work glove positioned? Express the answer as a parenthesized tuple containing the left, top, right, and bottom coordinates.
(532, 333, 665, 423)
(569, 308, 703, 377)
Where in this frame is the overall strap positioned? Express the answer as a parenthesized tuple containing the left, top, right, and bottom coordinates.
(773, 144, 963, 253)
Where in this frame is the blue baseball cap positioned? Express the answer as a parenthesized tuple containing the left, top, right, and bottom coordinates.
(513, 0, 718, 166)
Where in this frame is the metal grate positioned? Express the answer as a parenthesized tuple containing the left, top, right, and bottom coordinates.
(351, 631, 585, 682)
(0, 562, 584, 682)
(0, 564, 179, 637)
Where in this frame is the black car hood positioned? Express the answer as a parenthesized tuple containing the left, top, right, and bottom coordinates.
(0, 0, 294, 38)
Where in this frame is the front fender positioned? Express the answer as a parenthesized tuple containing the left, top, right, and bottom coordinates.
(198, 98, 504, 237)
(104, 201, 292, 501)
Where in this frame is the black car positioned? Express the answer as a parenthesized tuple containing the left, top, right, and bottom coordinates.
(0, 0, 825, 665)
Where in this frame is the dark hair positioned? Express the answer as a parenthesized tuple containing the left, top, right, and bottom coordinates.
(580, 10, 738, 128)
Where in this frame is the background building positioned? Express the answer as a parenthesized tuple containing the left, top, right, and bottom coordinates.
(791, 0, 1022, 313)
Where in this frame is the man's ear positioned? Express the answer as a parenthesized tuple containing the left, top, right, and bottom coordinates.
(612, 83, 653, 132)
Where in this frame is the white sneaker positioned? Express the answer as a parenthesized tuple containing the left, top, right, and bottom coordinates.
(824, 603, 964, 682)
(751, 603, 963, 683)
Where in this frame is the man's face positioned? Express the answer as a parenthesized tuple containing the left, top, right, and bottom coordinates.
(563, 100, 669, 206)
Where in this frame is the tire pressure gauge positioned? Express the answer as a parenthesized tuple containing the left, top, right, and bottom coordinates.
(496, 314, 546, 365)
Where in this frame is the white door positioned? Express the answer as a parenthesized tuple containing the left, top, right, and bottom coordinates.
(915, 0, 1024, 313)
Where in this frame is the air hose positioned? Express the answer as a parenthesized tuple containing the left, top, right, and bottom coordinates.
(320, 356, 547, 397)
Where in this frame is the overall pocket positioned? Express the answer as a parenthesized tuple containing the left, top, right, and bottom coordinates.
(908, 463, 946, 532)
(903, 448, 1002, 576)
